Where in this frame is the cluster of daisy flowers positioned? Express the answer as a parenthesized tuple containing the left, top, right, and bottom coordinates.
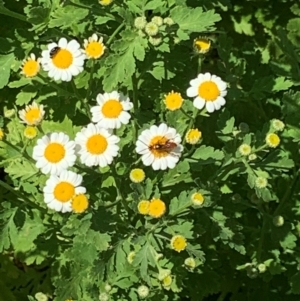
(24, 90, 136, 213)
(21, 35, 106, 81)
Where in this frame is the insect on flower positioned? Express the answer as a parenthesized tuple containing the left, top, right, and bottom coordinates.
(135, 123, 183, 170)
(149, 138, 178, 154)
(139, 136, 180, 158)
(49, 46, 60, 58)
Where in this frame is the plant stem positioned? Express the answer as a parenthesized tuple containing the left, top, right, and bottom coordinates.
(257, 215, 267, 262)
(36, 75, 74, 97)
(182, 109, 198, 146)
(274, 171, 299, 215)
(3, 139, 35, 163)
(180, 107, 192, 119)
(86, 59, 95, 99)
(0, 179, 46, 212)
(106, 23, 125, 46)
(197, 54, 204, 74)
(131, 74, 139, 143)
(0, 6, 29, 23)
(217, 291, 228, 301)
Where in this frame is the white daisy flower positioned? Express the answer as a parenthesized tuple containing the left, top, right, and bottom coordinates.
(186, 72, 227, 113)
(135, 123, 183, 170)
(32, 132, 76, 175)
(40, 38, 85, 82)
(83, 33, 106, 59)
(90, 91, 133, 129)
(19, 101, 45, 125)
(43, 170, 86, 213)
(75, 123, 119, 167)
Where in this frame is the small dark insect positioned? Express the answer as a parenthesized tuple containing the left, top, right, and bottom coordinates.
(149, 139, 178, 153)
(50, 46, 60, 59)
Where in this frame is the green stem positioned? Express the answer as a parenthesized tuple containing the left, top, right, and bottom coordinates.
(274, 172, 299, 215)
(36, 75, 74, 97)
(183, 145, 196, 158)
(86, 59, 95, 99)
(180, 107, 192, 120)
(216, 291, 228, 301)
(0, 179, 46, 212)
(71, 80, 82, 99)
(101, 199, 120, 208)
(197, 54, 204, 74)
(257, 215, 267, 262)
(37, 124, 45, 135)
(242, 158, 259, 177)
(131, 74, 139, 143)
(72, 80, 91, 118)
(3, 140, 34, 163)
(111, 165, 130, 212)
(106, 23, 126, 46)
(182, 109, 198, 146)
(252, 144, 268, 154)
(0, 6, 29, 22)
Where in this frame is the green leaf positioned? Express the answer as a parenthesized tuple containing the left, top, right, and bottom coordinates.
(132, 243, 156, 282)
(42, 115, 75, 138)
(0, 280, 16, 301)
(0, 207, 17, 252)
(232, 14, 254, 36)
(5, 159, 38, 181)
(291, 272, 300, 294)
(280, 232, 297, 250)
(102, 31, 147, 91)
(191, 145, 224, 161)
(16, 88, 37, 106)
(95, 16, 114, 25)
(49, 6, 89, 30)
(11, 210, 46, 253)
(171, 7, 221, 33)
(272, 76, 293, 92)
(8, 77, 31, 88)
(0, 53, 14, 89)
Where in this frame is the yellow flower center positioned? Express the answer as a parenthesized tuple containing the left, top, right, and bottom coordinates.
(163, 275, 172, 286)
(52, 49, 73, 69)
(266, 133, 280, 147)
(164, 91, 183, 110)
(44, 142, 66, 163)
(148, 198, 166, 218)
(85, 41, 104, 58)
(186, 129, 201, 144)
(101, 99, 123, 118)
(138, 200, 150, 215)
(192, 193, 204, 205)
(194, 38, 211, 52)
(171, 235, 187, 252)
(54, 181, 75, 202)
(24, 126, 37, 139)
(25, 108, 41, 124)
(0, 129, 4, 140)
(130, 168, 145, 183)
(149, 135, 169, 158)
(99, 0, 113, 5)
(72, 194, 89, 213)
(198, 81, 220, 101)
(86, 134, 108, 154)
(22, 60, 39, 77)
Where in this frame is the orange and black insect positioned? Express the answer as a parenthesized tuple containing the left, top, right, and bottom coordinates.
(50, 46, 60, 59)
(149, 139, 178, 153)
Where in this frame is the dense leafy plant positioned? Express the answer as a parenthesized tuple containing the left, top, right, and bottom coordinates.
(1, 0, 300, 300)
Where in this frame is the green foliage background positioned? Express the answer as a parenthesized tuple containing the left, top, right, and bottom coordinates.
(1, 0, 300, 300)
